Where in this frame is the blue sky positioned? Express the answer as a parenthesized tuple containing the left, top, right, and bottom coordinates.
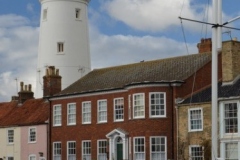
(0, 0, 240, 101)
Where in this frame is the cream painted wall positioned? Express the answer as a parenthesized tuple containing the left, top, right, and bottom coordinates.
(0, 127, 21, 160)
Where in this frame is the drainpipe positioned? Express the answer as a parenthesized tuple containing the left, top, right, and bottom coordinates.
(46, 97, 52, 160)
(169, 83, 174, 160)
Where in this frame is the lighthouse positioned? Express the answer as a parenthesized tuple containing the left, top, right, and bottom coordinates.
(36, 0, 91, 97)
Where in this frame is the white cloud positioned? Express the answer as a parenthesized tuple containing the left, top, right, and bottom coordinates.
(89, 25, 198, 69)
(103, 0, 207, 32)
(0, 14, 39, 102)
(27, 3, 34, 13)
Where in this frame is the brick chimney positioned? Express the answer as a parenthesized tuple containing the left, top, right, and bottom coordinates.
(43, 66, 62, 97)
(18, 82, 34, 104)
(197, 38, 212, 53)
(222, 38, 240, 83)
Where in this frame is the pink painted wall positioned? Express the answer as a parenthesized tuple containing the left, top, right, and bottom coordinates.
(21, 124, 48, 159)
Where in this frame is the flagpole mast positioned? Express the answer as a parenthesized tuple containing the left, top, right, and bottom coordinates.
(212, 0, 222, 159)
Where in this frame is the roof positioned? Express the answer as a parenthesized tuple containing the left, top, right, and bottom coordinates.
(181, 78, 240, 104)
(0, 99, 49, 127)
(55, 53, 212, 96)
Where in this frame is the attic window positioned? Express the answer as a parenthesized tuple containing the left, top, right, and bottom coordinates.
(75, 8, 81, 19)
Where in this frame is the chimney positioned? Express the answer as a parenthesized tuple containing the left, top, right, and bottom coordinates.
(197, 38, 212, 53)
(18, 82, 34, 104)
(43, 66, 62, 97)
(222, 40, 240, 83)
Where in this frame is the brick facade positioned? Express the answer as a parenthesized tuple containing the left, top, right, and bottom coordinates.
(50, 85, 176, 160)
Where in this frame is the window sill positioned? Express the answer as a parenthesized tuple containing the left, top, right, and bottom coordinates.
(57, 52, 65, 55)
(97, 121, 107, 124)
(67, 123, 76, 126)
(188, 129, 203, 132)
(114, 120, 124, 122)
(82, 122, 91, 125)
(28, 141, 37, 144)
(149, 116, 166, 119)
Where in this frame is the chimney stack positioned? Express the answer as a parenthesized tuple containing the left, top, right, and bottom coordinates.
(197, 38, 212, 53)
(18, 82, 34, 104)
(222, 40, 240, 83)
(43, 66, 62, 97)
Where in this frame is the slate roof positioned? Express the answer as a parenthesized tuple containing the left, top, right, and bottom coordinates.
(181, 78, 240, 104)
(55, 53, 212, 96)
(0, 99, 49, 127)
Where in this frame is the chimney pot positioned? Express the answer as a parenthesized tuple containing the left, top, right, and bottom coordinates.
(20, 82, 24, 91)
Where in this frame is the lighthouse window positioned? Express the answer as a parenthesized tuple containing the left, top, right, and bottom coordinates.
(75, 8, 81, 19)
(43, 9, 47, 20)
(57, 42, 64, 53)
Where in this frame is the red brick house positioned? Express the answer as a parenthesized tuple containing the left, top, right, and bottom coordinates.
(47, 39, 217, 160)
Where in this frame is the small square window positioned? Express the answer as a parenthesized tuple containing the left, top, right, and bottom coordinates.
(57, 42, 64, 53)
(75, 8, 81, 19)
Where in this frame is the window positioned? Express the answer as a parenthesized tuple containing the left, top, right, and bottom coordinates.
(150, 137, 166, 160)
(98, 140, 107, 160)
(224, 102, 238, 133)
(43, 9, 47, 20)
(7, 157, 14, 160)
(114, 98, 124, 121)
(29, 155, 36, 160)
(57, 42, 64, 53)
(82, 141, 91, 160)
(150, 92, 166, 117)
(53, 105, 62, 126)
(133, 93, 145, 118)
(225, 142, 238, 160)
(188, 108, 203, 131)
(134, 137, 145, 160)
(67, 141, 76, 160)
(189, 146, 203, 160)
(68, 103, 76, 125)
(82, 101, 91, 124)
(29, 127, 36, 143)
(53, 142, 61, 160)
(98, 100, 107, 123)
(75, 8, 81, 19)
(7, 129, 14, 144)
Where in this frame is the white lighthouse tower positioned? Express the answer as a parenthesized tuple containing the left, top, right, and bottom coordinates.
(36, 0, 91, 97)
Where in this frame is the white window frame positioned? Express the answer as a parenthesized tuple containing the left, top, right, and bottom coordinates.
(67, 141, 76, 160)
(98, 100, 107, 123)
(82, 101, 91, 124)
(29, 154, 36, 160)
(149, 92, 166, 118)
(221, 141, 239, 160)
(134, 137, 145, 160)
(133, 93, 145, 119)
(28, 127, 36, 143)
(188, 108, 203, 132)
(75, 8, 81, 20)
(97, 139, 107, 160)
(189, 145, 203, 160)
(150, 136, 167, 160)
(114, 97, 124, 122)
(82, 140, 91, 160)
(67, 103, 76, 125)
(53, 142, 61, 160)
(7, 129, 14, 144)
(223, 102, 238, 134)
(53, 104, 62, 126)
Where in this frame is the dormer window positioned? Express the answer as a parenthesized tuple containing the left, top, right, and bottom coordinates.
(75, 8, 81, 19)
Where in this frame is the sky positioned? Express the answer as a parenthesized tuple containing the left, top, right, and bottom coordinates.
(0, 0, 240, 101)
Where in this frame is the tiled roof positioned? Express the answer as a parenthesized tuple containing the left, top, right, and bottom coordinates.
(181, 78, 240, 104)
(55, 53, 212, 96)
(0, 99, 49, 127)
